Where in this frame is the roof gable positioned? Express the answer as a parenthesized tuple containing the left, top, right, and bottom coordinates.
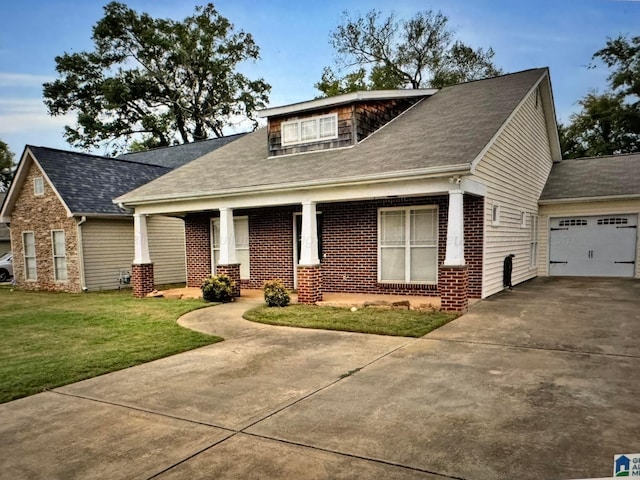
(540, 153, 640, 201)
(117, 68, 552, 205)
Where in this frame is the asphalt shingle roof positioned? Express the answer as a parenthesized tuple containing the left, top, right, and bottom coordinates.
(540, 153, 640, 201)
(118, 68, 548, 204)
(30, 147, 171, 215)
(117, 133, 246, 168)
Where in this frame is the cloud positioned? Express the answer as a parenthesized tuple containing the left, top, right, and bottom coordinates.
(0, 98, 73, 134)
(0, 72, 55, 87)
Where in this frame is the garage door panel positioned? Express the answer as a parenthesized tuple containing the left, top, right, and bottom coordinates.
(549, 215, 637, 277)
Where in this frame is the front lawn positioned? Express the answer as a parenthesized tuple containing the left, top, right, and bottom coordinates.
(243, 304, 458, 337)
(0, 287, 221, 403)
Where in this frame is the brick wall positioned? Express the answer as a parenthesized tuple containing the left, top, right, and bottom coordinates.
(439, 266, 469, 312)
(9, 159, 82, 292)
(184, 214, 212, 287)
(132, 263, 154, 298)
(464, 195, 484, 298)
(297, 265, 322, 303)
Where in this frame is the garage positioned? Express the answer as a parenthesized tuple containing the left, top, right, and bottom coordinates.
(549, 215, 637, 277)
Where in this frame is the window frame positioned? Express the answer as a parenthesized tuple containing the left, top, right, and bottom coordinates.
(377, 205, 439, 285)
(529, 214, 538, 269)
(211, 216, 250, 280)
(51, 230, 67, 281)
(33, 177, 44, 196)
(22, 231, 37, 281)
(281, 113, 338, 146)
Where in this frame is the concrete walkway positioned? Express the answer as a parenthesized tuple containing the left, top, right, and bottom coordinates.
(0, 277, 638, 479)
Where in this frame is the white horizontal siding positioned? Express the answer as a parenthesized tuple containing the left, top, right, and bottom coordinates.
(538, 200, 640, 278)
(473, 89, 554, 297)
(81, 219, 134, 291)
(147, 216, 186, 285)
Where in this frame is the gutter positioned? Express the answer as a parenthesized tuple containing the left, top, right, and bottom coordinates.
(76, 216, 88, 292)
(539, 193, 640, 205)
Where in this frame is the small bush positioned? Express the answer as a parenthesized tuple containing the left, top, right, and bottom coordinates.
(201, 275, 235, 303)
(263, 279, 290, 307)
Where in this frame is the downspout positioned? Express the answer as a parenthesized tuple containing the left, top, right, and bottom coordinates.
(76, 216, 88, 291)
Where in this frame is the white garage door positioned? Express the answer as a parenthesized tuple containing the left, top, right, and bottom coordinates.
(549, 215, 637, 277)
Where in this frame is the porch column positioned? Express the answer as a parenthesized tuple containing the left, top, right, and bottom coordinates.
(217, 207, 240, 297)
(440, 190, 469, 312)
(132, 213, 154, 298)
(298, 201, 322, 303)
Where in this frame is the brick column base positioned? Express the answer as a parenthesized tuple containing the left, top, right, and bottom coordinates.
(297, 264, 322, 304)
(215, 264, 241, 297)
(439, 265, 469, 313)
(132, 263, 154, 298)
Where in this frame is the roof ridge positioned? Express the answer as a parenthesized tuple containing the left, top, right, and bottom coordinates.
(562, 152, 640, 161)
(440, 67, 548, 90)
(28, 145, 171, 170)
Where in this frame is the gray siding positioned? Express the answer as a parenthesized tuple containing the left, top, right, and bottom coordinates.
(472, 88, 554, 297)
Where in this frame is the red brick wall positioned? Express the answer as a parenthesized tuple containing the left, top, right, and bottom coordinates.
(464, 195, 484, 298)
(184, 214, 212, 287)
(297, 265, 322, 303)
(439, 266, 469, 312)
(132, 263, 154, 298)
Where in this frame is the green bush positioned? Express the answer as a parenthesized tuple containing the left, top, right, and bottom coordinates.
(263, 279, 290, 307)
(201, 274, 235, 303)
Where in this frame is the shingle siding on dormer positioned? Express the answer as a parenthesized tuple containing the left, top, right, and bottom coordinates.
(266, 98, 420, 157)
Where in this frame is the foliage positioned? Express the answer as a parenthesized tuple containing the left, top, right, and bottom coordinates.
(243, 304, 458, 337)
(43, 2, 270, 154)
(0, 140, 15, 191)
(315, 9, 501, 96)
(262, 279, 290, 307)
(201, 274, 235, 303)
(0, 287, 220, 403)
(561, 35, 640, 158)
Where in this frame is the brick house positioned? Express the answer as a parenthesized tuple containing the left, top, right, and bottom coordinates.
(0, 136, 243, 292)
(116, 68, 561, 311)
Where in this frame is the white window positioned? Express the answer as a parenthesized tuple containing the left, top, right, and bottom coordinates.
(52, 230, 67, 281)
(378, 207, 438, 284)
(281, 114, 338, 146)
(33, 177, 44, 196)
(23, 232, 37, 280)
(529, 214, 538, 269)
(211, 217, 250, 279)
(491, 203, 501, 226)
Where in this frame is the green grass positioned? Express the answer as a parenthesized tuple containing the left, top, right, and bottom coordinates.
(243, 304, 458, 338)
(0, 287, 221, 403)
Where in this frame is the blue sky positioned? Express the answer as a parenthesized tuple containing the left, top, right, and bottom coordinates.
(0, 0, 638, 157)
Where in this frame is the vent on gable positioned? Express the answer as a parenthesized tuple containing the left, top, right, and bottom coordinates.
(558, 219, 587, 227)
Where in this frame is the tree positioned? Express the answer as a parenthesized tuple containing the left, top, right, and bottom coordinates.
(0, 140, 15, 191)
(43, 2, 270, 154)
(315, 9, 501, 96)
(561, 35, 640, 158)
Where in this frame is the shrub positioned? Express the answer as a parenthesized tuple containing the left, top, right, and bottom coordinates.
(201, 274, 235, 303)
(263, 279, 290, 307)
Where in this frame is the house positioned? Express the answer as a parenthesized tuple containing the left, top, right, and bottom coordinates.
(0, 135, 244, 292)
(115, 67, 561, 311)
(0, 193, 10, 255)
(538, 153, 640, 278)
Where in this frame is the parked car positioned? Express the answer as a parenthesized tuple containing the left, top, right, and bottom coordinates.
(0, 252, 13, 282)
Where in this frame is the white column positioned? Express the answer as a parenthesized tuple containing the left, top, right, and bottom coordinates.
(218, 207, 237, 264)
(444, 190, 466, 266)
(133, 213, 151, 264)
(299, 201, 320, 265)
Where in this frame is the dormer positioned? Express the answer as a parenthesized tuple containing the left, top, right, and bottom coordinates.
(258, 89, 437, 157)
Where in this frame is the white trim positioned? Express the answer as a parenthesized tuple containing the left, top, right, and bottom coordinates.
(444, 190, 465, 266)
(257, 89, 437, 118)
(539, 194, 640, 205)
(211, 216, 250, 279)
(281, 113, 338, 146)
(377, 205, 438, 285)
(51, 229, 68, 282)
(133, 213, 151, 264)
(22, 230, 37, 281)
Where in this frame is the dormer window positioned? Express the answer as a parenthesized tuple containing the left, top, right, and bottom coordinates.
(281, 113, 338, 146)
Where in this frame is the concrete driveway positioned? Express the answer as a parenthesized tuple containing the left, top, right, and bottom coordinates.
(0, 277, 638, 479)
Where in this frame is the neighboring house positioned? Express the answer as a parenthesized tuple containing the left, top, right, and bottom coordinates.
(538, 154, 640, 278)
(116, 68, 561, 311)
(0, 193, 10, 255)
(0, 136, 244, 292)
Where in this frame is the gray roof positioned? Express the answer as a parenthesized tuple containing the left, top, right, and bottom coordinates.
(118, 68, 548, 204)
(30, 147, 171, 215)
(118, 133, 246, 169)
(0, 193, 9, 240)
(540, 153, 640, 201)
